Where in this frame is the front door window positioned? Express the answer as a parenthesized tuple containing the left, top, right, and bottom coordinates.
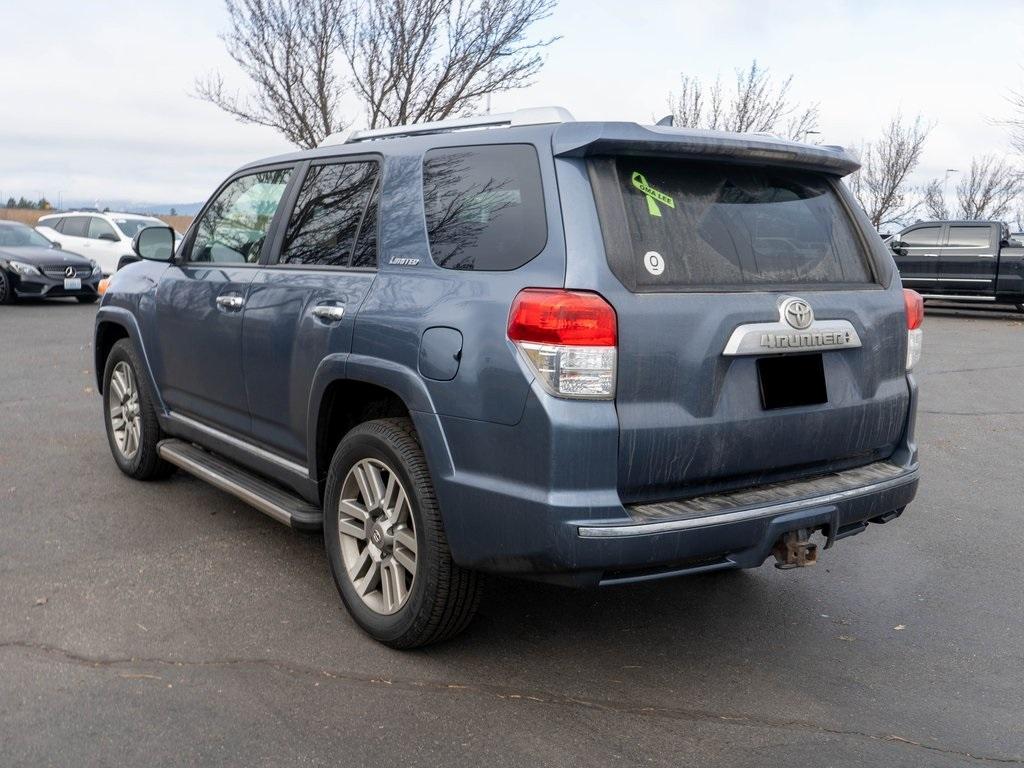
(189, 169, 292, 264)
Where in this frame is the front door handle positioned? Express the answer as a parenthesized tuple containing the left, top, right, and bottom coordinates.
(312, 304, 346, 322)
(216, 294, 245, 311)
(922, 253, 939, 258)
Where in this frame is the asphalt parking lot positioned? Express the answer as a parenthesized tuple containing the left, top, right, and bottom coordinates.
(1, 300, 1022, 767)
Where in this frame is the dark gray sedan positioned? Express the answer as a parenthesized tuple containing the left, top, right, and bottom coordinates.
(0, 221, 102, 304)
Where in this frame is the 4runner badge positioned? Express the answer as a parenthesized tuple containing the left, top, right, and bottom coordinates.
(721, 296, 862, 356)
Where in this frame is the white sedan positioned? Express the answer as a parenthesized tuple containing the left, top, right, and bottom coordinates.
(36, 212, 182, 276)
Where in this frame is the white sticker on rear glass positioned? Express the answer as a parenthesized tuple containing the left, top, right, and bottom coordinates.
(643, 251, 665, 276)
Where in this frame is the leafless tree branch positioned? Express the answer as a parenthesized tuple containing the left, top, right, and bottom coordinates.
(846, 113, 931, 229)
(954, 155, 1024, 221)
(921, 178, 948, 220)
(194, 0, 348, 149)
(668, 60, 819, 141)
(341, 0, 559, 129)
(196, 0, 558, 145)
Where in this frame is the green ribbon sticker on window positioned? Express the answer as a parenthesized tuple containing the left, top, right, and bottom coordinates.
(631, 172, 675, 217)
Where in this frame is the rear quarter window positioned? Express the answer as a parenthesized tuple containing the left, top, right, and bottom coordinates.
(422, 144, 547, 271)
(590, 157, 875, 292)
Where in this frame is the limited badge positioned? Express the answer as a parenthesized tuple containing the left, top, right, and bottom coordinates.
(643, 251, 665, 276)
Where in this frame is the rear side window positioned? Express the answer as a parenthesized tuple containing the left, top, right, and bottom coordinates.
(422, 144, 547, 271)
(62, 216, 90, 237)
(40, 217, 63, 232)
(279, 161, 378, 267)
(901, 226, 940, 247)
(591, 158, 874, 291)
(945, 226, 990, 248)
(88, 217, 116, 239)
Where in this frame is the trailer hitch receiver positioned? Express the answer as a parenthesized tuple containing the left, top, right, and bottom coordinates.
(772, 528, 819, 569)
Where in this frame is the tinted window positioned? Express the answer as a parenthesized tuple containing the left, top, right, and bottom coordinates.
(596, 158, 872, 290)
(901, 226, 940, 247)
(40, 217, 63, 232)
(62, 216, 90, 237)
(190, 169, 291, 264)
(114, 218, 164, 238)
(280, 162, 378, 267)
(0, 223, 54, 248)
(422, 144, 547, 271)
(351, 181, 379, 268)
(88, 217, 117, 239)
(945, 226, 990, 248)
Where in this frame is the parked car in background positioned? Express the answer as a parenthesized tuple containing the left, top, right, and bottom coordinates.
(37, 211, 181, 276)
(890, 220, 1024, 310)
(0, 221, 102, 304)
(95, 108, 921, 647)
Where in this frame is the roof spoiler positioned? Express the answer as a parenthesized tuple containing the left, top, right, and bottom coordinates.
(552, 122, 860, 177)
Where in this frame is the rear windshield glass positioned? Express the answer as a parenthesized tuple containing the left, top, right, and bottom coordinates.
(591, 157, 873, 291)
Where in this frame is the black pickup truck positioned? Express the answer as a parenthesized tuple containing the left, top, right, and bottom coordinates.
(890, 220, 1024, 309)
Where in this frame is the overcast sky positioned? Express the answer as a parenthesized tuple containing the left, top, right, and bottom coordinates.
(2, 0, 1022, 206)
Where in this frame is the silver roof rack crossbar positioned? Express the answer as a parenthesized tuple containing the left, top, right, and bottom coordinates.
(319, 106, 574, 147)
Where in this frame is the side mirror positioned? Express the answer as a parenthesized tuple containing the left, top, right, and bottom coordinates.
(51, 241, 62, 249)
(132, 226, 176, 262)
(97, 232, 119, 242)
(1000, 238, 1010, 248)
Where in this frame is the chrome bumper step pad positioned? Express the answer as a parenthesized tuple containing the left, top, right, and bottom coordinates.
(579, 461, 916, 539)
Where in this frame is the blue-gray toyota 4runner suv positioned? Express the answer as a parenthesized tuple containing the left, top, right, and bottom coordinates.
(94, 107, 922, 647)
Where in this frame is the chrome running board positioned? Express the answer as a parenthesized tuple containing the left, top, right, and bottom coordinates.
(157, 439, 322, 531)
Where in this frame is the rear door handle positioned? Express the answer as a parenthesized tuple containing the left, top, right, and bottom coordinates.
(312, 304, 345, 322)
(923, 253, 939, 258)
(977, 254, 996, 259)
(216, 294, 245, 311)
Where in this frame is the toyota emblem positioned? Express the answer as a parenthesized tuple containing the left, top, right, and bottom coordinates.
(781, 297, 814, 330)
(65, 265, 75, 278)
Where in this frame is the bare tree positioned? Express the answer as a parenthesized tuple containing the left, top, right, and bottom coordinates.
(668, 60, 819, 141)
(846, 113, 930, 229)
(921, 178, 948, 220)
(195, 0, 348, 149)
(196, 0, 558, 147)
(954, 155, 1023, 221)
(1007, 86, 1024, 155)
(342, 0, 558, 129)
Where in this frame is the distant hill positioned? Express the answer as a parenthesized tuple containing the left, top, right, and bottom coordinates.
(59, 199, 205, 216)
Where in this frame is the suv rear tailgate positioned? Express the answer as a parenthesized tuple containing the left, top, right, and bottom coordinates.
(555, 130, 910, 505)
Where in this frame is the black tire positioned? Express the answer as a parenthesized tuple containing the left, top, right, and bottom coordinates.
(0, 270, 15, 305)
(102, 339, 173, 480)
(76, 294, 99, 304)
(323, 418, 483, 648)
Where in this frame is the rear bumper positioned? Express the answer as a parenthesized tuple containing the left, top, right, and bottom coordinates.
(423, 374, 920, 588)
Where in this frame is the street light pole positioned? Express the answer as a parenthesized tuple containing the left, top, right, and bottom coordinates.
(942, 168, 959, 217)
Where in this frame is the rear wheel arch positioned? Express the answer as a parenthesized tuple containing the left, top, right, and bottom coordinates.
(313, 380, 411, 484)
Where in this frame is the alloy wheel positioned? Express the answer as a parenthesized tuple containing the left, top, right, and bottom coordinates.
(108, 361, 141, 459)
(338, 458, 417, 615)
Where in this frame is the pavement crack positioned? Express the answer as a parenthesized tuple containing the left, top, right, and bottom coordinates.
(1, 639, 1020, 765)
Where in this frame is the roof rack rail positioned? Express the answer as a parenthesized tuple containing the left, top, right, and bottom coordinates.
(319, 106, 574, 147)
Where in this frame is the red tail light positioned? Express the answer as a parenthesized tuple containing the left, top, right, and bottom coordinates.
(508, 289, 617, 347)
(903, 289, 924, 330)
